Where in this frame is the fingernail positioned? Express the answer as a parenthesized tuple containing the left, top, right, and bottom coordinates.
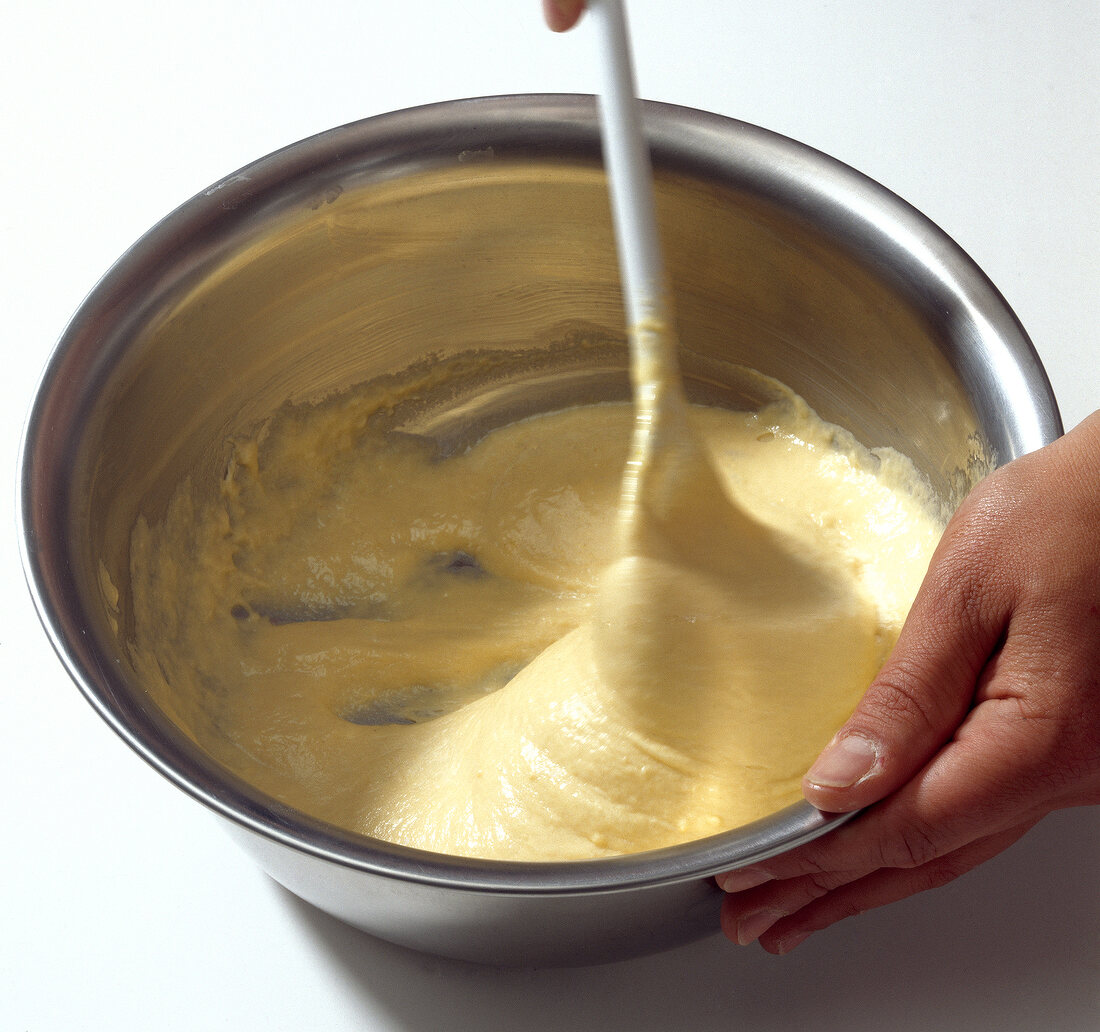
(543, 0, 584, 31)
(736, 909, 785, 946)
(775, 930, 812, 955)
(716, 866, 775, 893)
(805, 733, 879, 790)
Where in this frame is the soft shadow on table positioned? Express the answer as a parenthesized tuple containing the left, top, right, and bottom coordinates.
(276, 808, 1099, 1032)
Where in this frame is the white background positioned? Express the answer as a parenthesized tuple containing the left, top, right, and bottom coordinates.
(3, 2, 1097, 1029)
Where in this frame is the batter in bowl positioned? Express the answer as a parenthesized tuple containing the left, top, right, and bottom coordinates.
(130, 356, 944, 860)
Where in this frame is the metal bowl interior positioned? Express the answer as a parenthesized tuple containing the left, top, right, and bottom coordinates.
(19, 95, 1060, 965)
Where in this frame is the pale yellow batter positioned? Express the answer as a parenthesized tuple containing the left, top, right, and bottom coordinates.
(130, 366, 943, 861)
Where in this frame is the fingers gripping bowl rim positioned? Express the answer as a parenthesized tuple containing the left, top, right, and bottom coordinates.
(18, 94, 1060, 965)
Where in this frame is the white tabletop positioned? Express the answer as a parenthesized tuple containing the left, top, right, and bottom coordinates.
(4, 2, 1097, 1029)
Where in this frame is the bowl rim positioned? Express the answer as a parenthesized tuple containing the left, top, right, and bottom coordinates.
(18, 93, 1061, 896)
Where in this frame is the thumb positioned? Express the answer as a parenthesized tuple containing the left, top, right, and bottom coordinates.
(802, 531, 1010, 813)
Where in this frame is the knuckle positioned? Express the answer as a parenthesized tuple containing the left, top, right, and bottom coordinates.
(919, 522, 1011, 646)
(779, 850, 831, 880)
(803, 870, 847, 897)
(864, 658, 951, 737)
(878, 818, 942, 869)
(946, 471, 1026, 550)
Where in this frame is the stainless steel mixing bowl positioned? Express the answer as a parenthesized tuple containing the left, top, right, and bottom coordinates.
(19, 95, 1061, 967)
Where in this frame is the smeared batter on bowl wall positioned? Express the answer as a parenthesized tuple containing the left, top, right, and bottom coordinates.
(129, 362, 944, 861)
